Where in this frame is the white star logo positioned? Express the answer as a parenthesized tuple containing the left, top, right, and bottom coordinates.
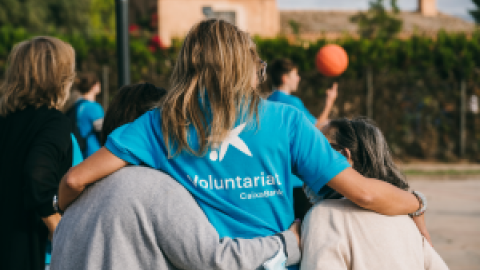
(209, 123, 252, 161)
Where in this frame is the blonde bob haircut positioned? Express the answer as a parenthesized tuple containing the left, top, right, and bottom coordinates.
(0, 36, 75, 116)
(162, 19, 264, 157)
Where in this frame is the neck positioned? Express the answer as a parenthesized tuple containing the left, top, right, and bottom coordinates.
(81, 92, 96, 102)
(276, 85, 291, 95)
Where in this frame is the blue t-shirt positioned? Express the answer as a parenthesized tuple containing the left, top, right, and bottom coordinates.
(76, 99, 104, 158)
(268, 90, 317, 124)
(268, 90, 319, 187)
(106, 99, 349, 238)
(45, 134, 84, 265)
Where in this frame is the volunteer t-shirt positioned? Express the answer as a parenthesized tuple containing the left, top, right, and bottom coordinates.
(105, 99, 349, 239)
(268, 90, 317, 124)
(268, 90, 318, 187)
(76, 100, 104, 158)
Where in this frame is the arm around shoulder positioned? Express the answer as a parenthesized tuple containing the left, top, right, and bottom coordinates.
(151, 179, 300, 270)
(58, 147, 127, 210)
(327, 167, 420, 216)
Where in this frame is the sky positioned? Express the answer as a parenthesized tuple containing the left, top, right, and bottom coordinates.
(277, 0, 476, 21)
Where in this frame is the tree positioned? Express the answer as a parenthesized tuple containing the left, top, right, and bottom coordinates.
(350, 0, 403, 40)
(0, 0, 95, 34)
(470, 0, 480, 24)
(89, 0, 116, 35)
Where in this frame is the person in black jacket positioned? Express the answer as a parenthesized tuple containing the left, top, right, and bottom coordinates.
(0, 36, 76, 270)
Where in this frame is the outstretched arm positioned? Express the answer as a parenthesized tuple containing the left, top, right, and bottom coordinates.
(315, 82, 338, 128)
(58, 147, 127, 210)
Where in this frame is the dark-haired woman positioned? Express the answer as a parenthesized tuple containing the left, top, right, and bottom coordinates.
(0, 36, 76, 270)
(301, 118, 448, 270)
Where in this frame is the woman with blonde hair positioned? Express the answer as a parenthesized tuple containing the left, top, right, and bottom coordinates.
(59, 20, 429, 269)
(0, 36, 76, 270)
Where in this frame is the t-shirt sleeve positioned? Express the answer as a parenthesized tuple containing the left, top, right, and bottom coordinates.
(289, 110, 350, 193)
(283, 97, 317, 125)
(77, 101, 104, 137)
(87, 102, 104, 122)
(292, 98, 317, 124)
(105, 110, 166, 168)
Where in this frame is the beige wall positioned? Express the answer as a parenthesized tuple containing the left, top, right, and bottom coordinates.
(418, 0, 437, 17)
(158, 0, 280, 46)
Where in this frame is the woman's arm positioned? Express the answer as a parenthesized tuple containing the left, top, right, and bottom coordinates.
(315, 82, 338, 128)
(151, 176, 302, 269)
(42, 213, 61, 241)
(327, 168, 420, 215)
(58, 147, 127, 210)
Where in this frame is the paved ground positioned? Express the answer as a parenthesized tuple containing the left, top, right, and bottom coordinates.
(409, 179, 480, 270)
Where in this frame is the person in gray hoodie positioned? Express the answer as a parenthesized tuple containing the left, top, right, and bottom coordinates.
(51, 83, 300, 270)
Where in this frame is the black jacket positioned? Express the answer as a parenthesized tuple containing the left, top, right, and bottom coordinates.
(0, 105, 73, 270)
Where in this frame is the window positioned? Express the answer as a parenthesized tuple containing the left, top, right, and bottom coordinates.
(203, 6, 237, 25)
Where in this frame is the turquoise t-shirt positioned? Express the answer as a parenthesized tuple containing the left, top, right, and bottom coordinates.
(45, 134, 84, 265)
(268, 90, 318, 187)
(106, 99, 349, 236)
(268, 90, 317, 124)
(76, 99, 104, 158)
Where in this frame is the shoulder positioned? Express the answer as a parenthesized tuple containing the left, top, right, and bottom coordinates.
(306, 199, 417, 230)
(38, 107, 72, 134)
(268, 91, 304, 107)
(101, 166, 190, 198)
(78, 100, 104, 116)
(308, 199, 360, 218)
(261, 99, 306, 122)
(28, 107, 72, 151)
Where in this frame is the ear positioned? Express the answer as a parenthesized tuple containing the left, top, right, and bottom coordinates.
(341, 148, 353, 163)
(281, 73, 289, 85)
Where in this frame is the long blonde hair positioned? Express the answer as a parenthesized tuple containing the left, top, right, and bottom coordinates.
(0, 36, 75, 116)
(162, 19, 263, 157)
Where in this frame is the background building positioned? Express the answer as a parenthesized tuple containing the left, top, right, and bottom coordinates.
(157, 0, 280, 46)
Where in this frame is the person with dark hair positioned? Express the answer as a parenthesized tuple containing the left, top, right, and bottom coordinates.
(301, 117, 447, 270)
(99, 82, 166, 145)
(0, 36, 76, 270)
(267, 58, 337, 129)
(51, 82, 301, 270)
(67, 72, 104, 158)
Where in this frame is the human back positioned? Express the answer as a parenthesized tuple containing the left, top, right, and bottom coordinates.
(104, 20, 350, 240)
(53, 83, 301, 269)
(301, 118, 448, 270)
(0, 36, 76, 270)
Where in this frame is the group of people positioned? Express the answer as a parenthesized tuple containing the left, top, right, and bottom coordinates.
(0, 19, 449, 270)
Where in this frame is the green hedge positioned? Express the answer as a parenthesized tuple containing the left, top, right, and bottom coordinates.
(1, 26, 479, 161)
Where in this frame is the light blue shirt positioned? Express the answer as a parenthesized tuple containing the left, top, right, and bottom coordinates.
(268, 90, 318, 187)
(105, 99, 350, 267)
(76, 100, 104, 158)
(268, 90, 317, 124)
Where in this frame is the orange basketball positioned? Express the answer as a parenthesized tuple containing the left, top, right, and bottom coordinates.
(315, 44, 349, 77)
